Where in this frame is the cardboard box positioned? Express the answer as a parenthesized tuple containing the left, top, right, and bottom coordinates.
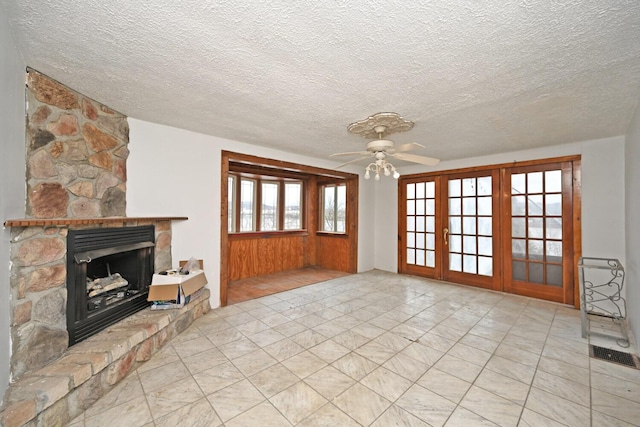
(148, 270, 207, 309)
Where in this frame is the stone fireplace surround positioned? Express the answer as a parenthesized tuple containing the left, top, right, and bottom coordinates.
(0, 71, 212, 425)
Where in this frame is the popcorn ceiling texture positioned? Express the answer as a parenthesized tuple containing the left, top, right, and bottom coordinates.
(3, 1, 640, 162)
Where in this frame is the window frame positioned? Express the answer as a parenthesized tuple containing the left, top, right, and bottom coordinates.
(228, 172, 306, 236)
(319, 182, 347, 234)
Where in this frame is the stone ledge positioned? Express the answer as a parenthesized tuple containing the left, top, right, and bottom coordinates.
(0, 289, 210, 427)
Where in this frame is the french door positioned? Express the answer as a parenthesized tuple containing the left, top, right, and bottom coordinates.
(399, 157, 579, 305)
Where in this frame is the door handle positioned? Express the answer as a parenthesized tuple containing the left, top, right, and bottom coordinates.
(443, 228, 449, 245)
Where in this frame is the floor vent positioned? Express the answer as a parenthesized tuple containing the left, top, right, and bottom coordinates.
(590, 345, 640, 369)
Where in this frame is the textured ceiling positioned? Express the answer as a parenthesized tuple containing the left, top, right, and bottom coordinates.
(3, 0, 640, 163)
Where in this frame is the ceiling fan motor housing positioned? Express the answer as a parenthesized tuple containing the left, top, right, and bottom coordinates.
(367, 139, 395, 152)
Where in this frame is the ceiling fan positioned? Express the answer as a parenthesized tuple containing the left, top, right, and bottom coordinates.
(330, 112, 440, 180)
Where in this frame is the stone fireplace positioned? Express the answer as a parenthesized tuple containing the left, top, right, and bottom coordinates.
(1, 70, 209, 426)
(66, 225, 155, 345)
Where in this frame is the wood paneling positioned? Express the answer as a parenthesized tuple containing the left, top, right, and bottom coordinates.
(316, 234, 352, 272)
(228, 236, 306, 280)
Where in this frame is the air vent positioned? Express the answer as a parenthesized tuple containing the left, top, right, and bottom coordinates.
(590, 345, 640, 369)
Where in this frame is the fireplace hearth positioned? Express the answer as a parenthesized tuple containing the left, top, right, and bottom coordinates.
(66, 225, 155, 345)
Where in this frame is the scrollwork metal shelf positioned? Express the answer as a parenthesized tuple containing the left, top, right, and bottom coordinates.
(578, 257, 629, 347)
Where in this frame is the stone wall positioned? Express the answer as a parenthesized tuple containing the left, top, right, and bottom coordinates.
(6, 70, 176, 381)
(26, 69, 128, 218)
(9, 221, 173, 379)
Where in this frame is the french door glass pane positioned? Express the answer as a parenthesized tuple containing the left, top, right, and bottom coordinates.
(448, 176, 492, 277)
(510, 169, 563, 286)
(406, 180, 436, 267)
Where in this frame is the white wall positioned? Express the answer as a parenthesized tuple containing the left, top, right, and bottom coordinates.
(127, 119, 376, 308)
(374, 137, 627, 278)
(625, 101, 640, 352)
(0, 6, 26, 402)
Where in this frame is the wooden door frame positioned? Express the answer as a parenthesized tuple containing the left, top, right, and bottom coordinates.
(397, 155, 582, 308)
(220, 151, 358, 306)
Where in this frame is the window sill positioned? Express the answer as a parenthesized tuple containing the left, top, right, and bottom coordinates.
(316, 231, 349, 238)
(228, 230, 309, 240)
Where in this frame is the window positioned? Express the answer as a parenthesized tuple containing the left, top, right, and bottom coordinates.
(240, 178, 256, 232)
(284, 182, 302, 230)
(321, 184, 346, 232)
(228, 176, 236, 232)
(261, 181, 279, 231)
(228, 173, 304, 233)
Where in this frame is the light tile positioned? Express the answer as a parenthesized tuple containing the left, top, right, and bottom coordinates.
(447, 342, 492, 367)
(136, 345, 180, 373)
(332, 352, 379, 380)
(351, 322, 386, 339)
(138, 360, 191, 393)
(536, 356, 590, 386)
(208, 328, 245, 347)
(524, 387, 590, 427)
(331, 329, 370, 350)
(474, 369, 529, 406)
(249, 364, 299, 397)
(247, 328, 286, 347)
(493, 342, 539, 367)
(458, 333, 501, 353)
(232, 348, 278, 377)
(225, 401, 292, 427)
(193, 361, 245, 395)
(333, 383, 391, 426)
(400, 341, 445, 366)
(282, 350, 328, 378)
(172, 335, 215, 359)
(85, 372, 144, 418)
(444, 406, 499, 426)
(532, 370, 590, 407)
(217, 338, 259, 361)
(154, 398, 221, 427)
(383, 352, 430, 382)
(591, 371, 640, 403)
(355, 340, 399, 364)
(270, 381, 328, 425)
(182, 347, 228, 375)
(85, 395, 152, 427)
(433, 354, 483, 383)
(296, 403, 360, 427)
(417, 368, 471, 404)
(304, 365, 355, 400)
(273, 320, 308, 337)
(396, 384, 457, 427)
(459, 386, 522, 427)
(518, 408, 565, 427)
(291, 329, 329, 348)
(591, 388, 640, 425)
(309, 340, 351, 363)
(591, 409, 638, 427)
(207, 379, 265, 422)
(371, 404, 430, 427)
(263, 337, 305, 361)
(485, 355, 536, 385)
(146, 377, 205, 420)
(361, 366, 413, 401)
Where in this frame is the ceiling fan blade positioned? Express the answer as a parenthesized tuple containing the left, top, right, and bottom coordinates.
(329, 151, 370, 158)
(395, 142, 426, 152)
(334, 155, 372, 168)
(392, 152, 440, 166)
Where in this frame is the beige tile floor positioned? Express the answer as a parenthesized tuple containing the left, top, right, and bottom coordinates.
(69, 270, 640, 426)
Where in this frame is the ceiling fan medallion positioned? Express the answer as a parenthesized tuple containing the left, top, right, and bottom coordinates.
(331, 112, 440, 180)
(347, 112, 414, 139)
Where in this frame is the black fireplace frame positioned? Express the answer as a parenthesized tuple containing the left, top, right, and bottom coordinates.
(66, 225, 155, 345)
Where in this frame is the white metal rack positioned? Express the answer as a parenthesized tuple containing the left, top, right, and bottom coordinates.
(578, 257, 629, 347)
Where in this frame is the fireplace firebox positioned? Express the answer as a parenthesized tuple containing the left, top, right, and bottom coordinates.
(66, 226, 155, 345)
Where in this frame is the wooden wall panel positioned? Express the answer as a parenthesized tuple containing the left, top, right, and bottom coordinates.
(316, 235, 352, 272)
(229, 236, 305, 281)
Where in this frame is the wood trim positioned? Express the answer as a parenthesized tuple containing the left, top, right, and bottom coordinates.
(224, 151, 355, 179)
(572, 159, 583, 309)
(220, 151, 230, 307)
(406, 155, 581, 181)
(229, 230, 309, 240)
(3, 216, 188, 227)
